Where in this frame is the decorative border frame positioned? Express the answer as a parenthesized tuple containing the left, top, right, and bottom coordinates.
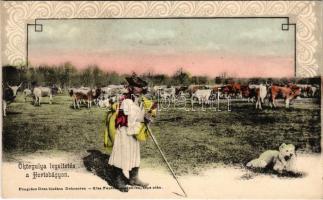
(2, 1, 320, 77)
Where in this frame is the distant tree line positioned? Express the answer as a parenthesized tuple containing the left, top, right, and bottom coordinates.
(3, 63, 126, 89)
(2, 63, 321, 89)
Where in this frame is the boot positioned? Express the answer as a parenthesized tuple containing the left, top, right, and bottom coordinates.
(129, 167, 148, 187)
(113, 167, 128, 192)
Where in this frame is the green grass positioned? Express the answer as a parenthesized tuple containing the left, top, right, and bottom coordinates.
(2, 94, 321, 175)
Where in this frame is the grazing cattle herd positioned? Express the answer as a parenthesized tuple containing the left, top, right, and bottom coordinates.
(1, 81, 320, 116)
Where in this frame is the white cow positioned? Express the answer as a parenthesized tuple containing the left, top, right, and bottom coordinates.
(23, 88, 32, 102)
(248, 84, 259, 89)
(97, 93, 113, 108)
(160, 87, 176, 101)
(255, 84, 267, 110)
(57, 86, 63, 94)
(98, 99, 110, 108)
(33, 86, 53, 106)
(152, 85, 167, 97)
(101, 86, 112, 95)
(192, 89, 213, 105)
(310, 86, 318, 97)
(102, 85, 127, 96)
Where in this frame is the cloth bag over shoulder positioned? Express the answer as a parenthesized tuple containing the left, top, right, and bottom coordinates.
(103, 97, 157, 154)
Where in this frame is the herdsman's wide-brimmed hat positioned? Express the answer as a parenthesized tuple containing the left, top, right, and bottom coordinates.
(125, 73, 148, 88)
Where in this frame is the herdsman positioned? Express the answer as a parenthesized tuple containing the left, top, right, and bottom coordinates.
(103, 74, 157, 192)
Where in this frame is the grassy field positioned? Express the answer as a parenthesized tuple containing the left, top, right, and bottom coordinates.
(2, 94, 321, 175)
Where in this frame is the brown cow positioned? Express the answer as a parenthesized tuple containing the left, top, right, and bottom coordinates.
(70, 88, 101, 109)
(230, 82, 241, 95)
(215, 83, 241, 98)
(240, 85, 258, 102)
(175, 86, 188, 96)
(269, 84, 301, 108)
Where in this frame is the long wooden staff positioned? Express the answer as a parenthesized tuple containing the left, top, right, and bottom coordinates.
(145, 124, 187, 197)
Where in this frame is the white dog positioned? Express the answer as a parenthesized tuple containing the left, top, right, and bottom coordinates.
(246, 143, 296, 174)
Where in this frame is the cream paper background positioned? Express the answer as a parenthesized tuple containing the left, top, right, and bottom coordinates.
(1, 1, 322, 199)
(1, 1, 322, 77)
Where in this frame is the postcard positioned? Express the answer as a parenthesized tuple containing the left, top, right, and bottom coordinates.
(1, 1, 322, 199)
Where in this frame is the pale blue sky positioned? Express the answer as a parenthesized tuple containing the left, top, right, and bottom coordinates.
(30, 18, 294, 56)
(29, 18, 295, 77)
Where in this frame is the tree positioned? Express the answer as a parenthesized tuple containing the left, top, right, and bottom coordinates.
(191, 76, 208, 84)
(92, 65, 105, 87)
(172, 67, 190, 85)
(80, 67, 93, 86)
(60, 62, 77, 88)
